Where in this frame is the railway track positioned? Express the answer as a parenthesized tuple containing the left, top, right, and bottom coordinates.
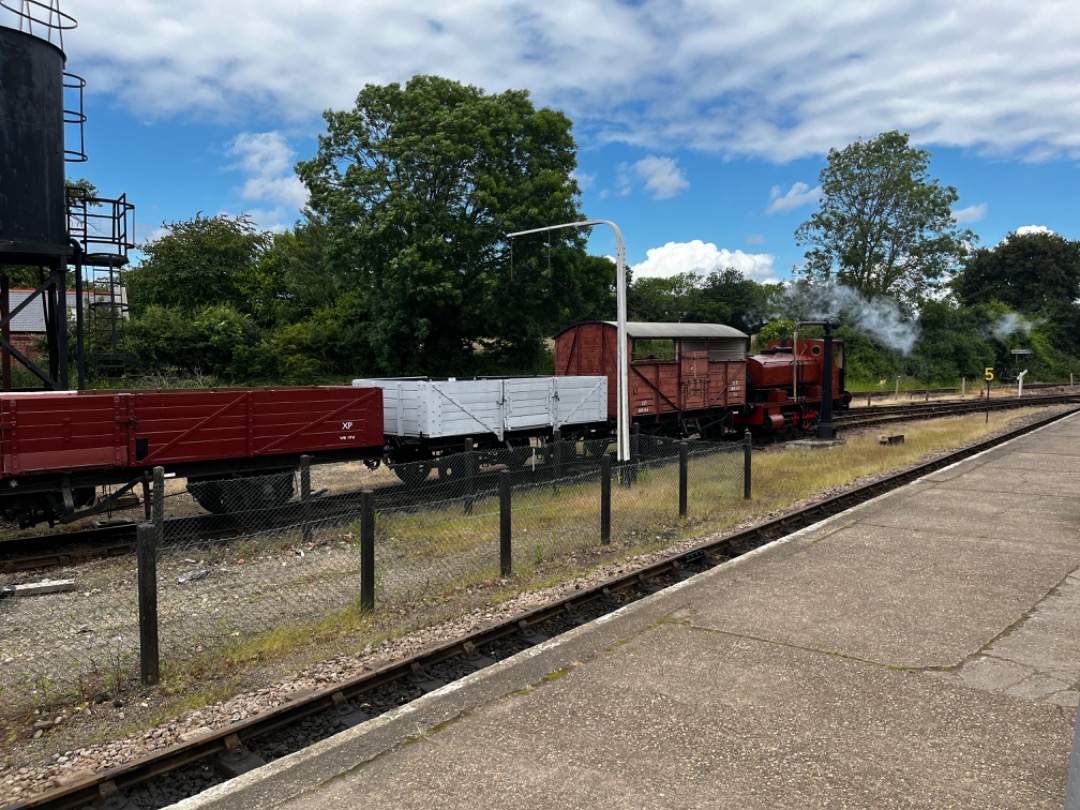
(834, 391, 1080, 430)
(13, 405, 1078, 810)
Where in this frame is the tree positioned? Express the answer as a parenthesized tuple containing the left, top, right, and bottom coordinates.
(126, 214, 272, 316)
(955, 231, 1080, 357)
(296, 75, 590, 375)
(795, 131, 973, 310)
(954, 231, 1080, 313)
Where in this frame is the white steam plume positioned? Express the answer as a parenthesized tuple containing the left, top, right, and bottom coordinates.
(772, 282, 920, 354)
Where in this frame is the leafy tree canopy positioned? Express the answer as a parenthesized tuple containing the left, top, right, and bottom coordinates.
(126, 214, 272, 316)
(296, 75, 594, 375)
(795, 131, 973, 311)
(627, 267, 774, 334)
(954, 230, 1080, 314)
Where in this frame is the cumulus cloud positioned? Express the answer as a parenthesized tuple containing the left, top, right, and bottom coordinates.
(951, 203, 987, 223)
(225, 132, 307, 208)
(632, 156, 690, 200)
(766, 182, 820, 214)
(223, 131, 308, 231)
(1015, 224, 1054, 236)
(50, 2, 1080, 162)
(632, 240, 778, 284)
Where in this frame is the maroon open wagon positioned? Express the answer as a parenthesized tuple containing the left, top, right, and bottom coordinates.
(553, 321, 749, 438)
(0, 386, 384, 525)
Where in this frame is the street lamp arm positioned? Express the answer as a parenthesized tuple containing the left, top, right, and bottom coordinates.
(505, 219, 630, 463)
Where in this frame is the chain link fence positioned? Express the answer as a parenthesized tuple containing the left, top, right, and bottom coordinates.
(0, 434, 748, 718)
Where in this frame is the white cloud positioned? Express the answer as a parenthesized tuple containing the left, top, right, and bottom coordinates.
(56, 2, 1080, 163)
(632, 240, 778, 284)
(746, 233, 766, 245)
(632, 156, 689, 200)
(1014, 224, 1054, 236)
(767, 182, 820, 214)
(223, 131, 308, 231)
(951, 203, 987, 223)
(571, 170, 596, 192)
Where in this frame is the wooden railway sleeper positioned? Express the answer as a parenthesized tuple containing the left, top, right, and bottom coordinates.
(635, 572, 663, 594)
(562, 603, 591, 626)
(214, 732, 265, 778)
(406, 662, 446, 694)
(97, 779, 137, 810)
(516, 619, 549, 646)
(330, 691, 371, 729)
(459, 640, 496, 670)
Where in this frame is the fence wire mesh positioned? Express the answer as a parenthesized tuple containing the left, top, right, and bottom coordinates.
(0, 434, 746, 719)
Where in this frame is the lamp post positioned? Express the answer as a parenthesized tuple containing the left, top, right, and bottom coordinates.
(505, 219, 629, 463)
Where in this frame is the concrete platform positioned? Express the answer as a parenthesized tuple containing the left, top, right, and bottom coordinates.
(173, 412, 1080, 810)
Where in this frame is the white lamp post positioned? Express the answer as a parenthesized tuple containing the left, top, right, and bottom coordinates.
(505, 219, 629, 462)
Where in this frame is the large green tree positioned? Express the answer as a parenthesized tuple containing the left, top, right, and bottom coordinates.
(296, 75, 591, 375)
(954, 230, 1080, 357)
(954, 230, 1080, 313)
(795, 131, 973, 310)
(126, 214, 272, 316)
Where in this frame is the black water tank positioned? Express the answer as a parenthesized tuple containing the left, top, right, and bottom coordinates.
(0, 25, 68, 258)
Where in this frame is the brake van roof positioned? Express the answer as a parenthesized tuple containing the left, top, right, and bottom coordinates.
(554, 321, 749, 340)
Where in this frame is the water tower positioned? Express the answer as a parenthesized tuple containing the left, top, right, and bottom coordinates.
(0, 0, 134, 390)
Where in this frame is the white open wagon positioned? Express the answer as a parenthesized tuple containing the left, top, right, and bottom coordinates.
(351, 376, 609, 481)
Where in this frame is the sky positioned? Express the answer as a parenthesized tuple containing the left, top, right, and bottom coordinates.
(11, 1, 1080, 285)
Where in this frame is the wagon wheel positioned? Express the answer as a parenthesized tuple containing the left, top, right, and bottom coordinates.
(187, 471, 295, 514)
(504, 439, 532, 471)
(391, 460, 434, 486)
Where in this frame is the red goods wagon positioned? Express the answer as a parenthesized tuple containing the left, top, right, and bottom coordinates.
(0, 386, 384, 525)
(554, 321, 749, 438)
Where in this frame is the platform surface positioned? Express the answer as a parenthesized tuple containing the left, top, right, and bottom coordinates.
(174, 412, 1080, 810)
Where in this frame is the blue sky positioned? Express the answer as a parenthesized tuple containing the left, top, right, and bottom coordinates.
(17, 1, 1080, 284)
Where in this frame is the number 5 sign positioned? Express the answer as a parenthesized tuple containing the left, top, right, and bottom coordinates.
(984, 367, 995, 382)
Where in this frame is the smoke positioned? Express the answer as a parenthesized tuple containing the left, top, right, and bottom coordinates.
(770, 282, 920, 354)
(986, 312, 1039, 340)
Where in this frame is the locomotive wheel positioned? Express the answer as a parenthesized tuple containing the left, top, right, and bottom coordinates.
(391, 461, 434, 486)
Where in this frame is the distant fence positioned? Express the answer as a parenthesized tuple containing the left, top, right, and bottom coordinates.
(0, 433, 750, 714)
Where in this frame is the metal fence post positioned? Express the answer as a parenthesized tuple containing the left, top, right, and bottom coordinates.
(551, 429, 562, 494)
(137, 523, 159, 686)
(152, 466, 165, 531)
(300, 454, 312, 542)
(463, 437, 475, 515)
(600, 452, 611, 545)
(743, 429, 752, 500)
(500, 470, 512, 577)
(360, 490, 375, 612)
(679, 441, 688, 519)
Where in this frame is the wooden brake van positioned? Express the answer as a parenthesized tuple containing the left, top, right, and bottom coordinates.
(553, 321, 750, 439)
